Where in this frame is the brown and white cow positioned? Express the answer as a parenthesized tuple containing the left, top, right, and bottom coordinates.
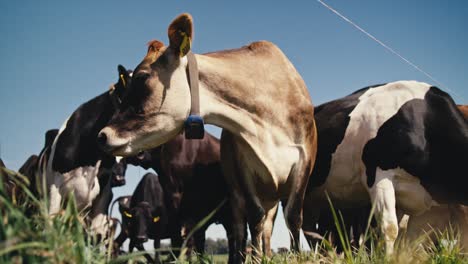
(98, 13, 317, 262)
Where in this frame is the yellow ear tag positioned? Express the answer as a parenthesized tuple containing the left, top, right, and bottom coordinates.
(153, 216, 160, 223)
(179, 31, 191, 57)
(123, 211, 132, 218)
(119, 74, 126, 88)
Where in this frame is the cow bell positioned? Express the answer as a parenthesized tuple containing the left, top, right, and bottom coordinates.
(184, 115, 205, 139)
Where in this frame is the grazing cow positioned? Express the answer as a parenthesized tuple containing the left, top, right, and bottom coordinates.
(110, 157, 127, 187)
(125, 132, 232, 258)
(98, 13, 317, 262)
(33, 66, 132, 241)
(406, 204, 468, 251)
(120, 173, 168, 262)
(302, 81, 468, 254)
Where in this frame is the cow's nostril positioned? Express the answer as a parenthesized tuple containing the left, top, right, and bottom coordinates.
(97, 131, 108, 147)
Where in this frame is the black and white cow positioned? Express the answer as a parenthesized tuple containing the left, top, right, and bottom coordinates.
(302, 81, 468, 253)
(35, 66, 132, 237)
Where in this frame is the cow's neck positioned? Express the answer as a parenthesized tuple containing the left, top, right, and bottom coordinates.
(196, 55, 259, 140)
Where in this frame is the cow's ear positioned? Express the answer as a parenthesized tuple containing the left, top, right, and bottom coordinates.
(168, 13, 193, 57)
(117, 65, 130, 88)
(123, 210, 132, 218)
(118, 65, 127, 77)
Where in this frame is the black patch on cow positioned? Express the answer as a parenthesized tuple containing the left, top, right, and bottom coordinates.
(363, 86, 468, 203)
(45, 129, 59, 148)
(308, 84, 385, 188)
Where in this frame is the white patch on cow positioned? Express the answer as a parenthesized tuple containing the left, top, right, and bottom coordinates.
(115, 156, 123, 163)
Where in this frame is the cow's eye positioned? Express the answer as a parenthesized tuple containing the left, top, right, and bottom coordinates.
(123, 211, 133, 218)
(153, 216, 160, 223)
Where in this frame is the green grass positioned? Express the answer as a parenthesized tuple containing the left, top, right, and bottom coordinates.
(1, 166, 467, 263)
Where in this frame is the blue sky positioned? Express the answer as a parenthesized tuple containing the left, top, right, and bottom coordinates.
(1, 0, 467, 250)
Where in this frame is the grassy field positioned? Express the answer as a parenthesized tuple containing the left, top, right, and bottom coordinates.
(1, 166, 467, 263)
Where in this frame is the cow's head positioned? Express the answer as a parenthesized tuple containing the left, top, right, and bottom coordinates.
(121, 201, 164, 243)
(110, 157, 127, 187)
(99, 13, 194, 156)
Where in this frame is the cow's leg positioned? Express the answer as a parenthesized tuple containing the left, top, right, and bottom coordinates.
(154, 239, 161, 264)
(194, 229, 206, 254)
(301, 195, 323, 252)
(129, 240, 135, 253)
(369, 168, 398, 255)
(283, 158, 314, 252)
(248, 211, 265, 262)
(221, 131, 248, 264)
(229, 190, 248, 264)
(171, 232, 183, 260)
(113, 231, 127, 256)
(262, 203, 278, 258)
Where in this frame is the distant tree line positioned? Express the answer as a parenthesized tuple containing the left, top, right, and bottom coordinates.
(204, 238, 229, 255)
